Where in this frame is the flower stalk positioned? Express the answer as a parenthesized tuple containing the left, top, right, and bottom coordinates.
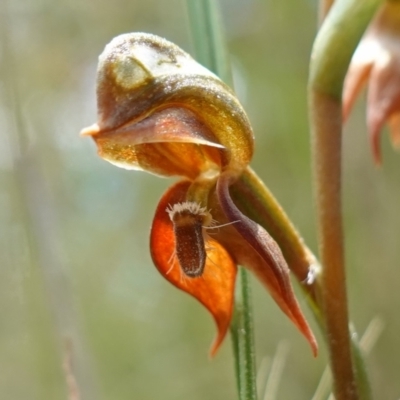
(230, 268, 257, 400)
(309, 0, 382, 398)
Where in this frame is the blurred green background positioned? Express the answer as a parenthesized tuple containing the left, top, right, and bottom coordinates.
(1, 0, 399, 399)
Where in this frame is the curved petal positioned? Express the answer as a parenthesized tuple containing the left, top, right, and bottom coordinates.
(215, 173, 318, 356)
(367, 51, 400, 164)
(150, 180, 237, 356)
(342, 52, 372, 122)
(344, 2, 400, 164)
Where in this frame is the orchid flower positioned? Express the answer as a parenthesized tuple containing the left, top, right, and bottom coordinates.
(81, 33, 317, 356)
(343, 2, 400, 164)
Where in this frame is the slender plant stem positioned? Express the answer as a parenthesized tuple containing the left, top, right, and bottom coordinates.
(312, 91, 357, 399)
(230, 269, 258, 400)
(186, 0, 232, 85)
(186, 1, 257, 399)
(230, 312, 241, 396)
(309, 0, 381, 398)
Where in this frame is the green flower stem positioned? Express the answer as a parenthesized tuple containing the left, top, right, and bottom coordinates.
(230, 268, 257, 400)
(352, 340, 373, 400)
(309, 0, 381, 399)
(186, 0, 232, 85)
(186, 1, 257, 399)
(311, 92, 357, 400)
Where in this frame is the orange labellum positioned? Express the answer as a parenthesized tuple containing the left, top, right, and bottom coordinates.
(151, 181, 237, 356)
